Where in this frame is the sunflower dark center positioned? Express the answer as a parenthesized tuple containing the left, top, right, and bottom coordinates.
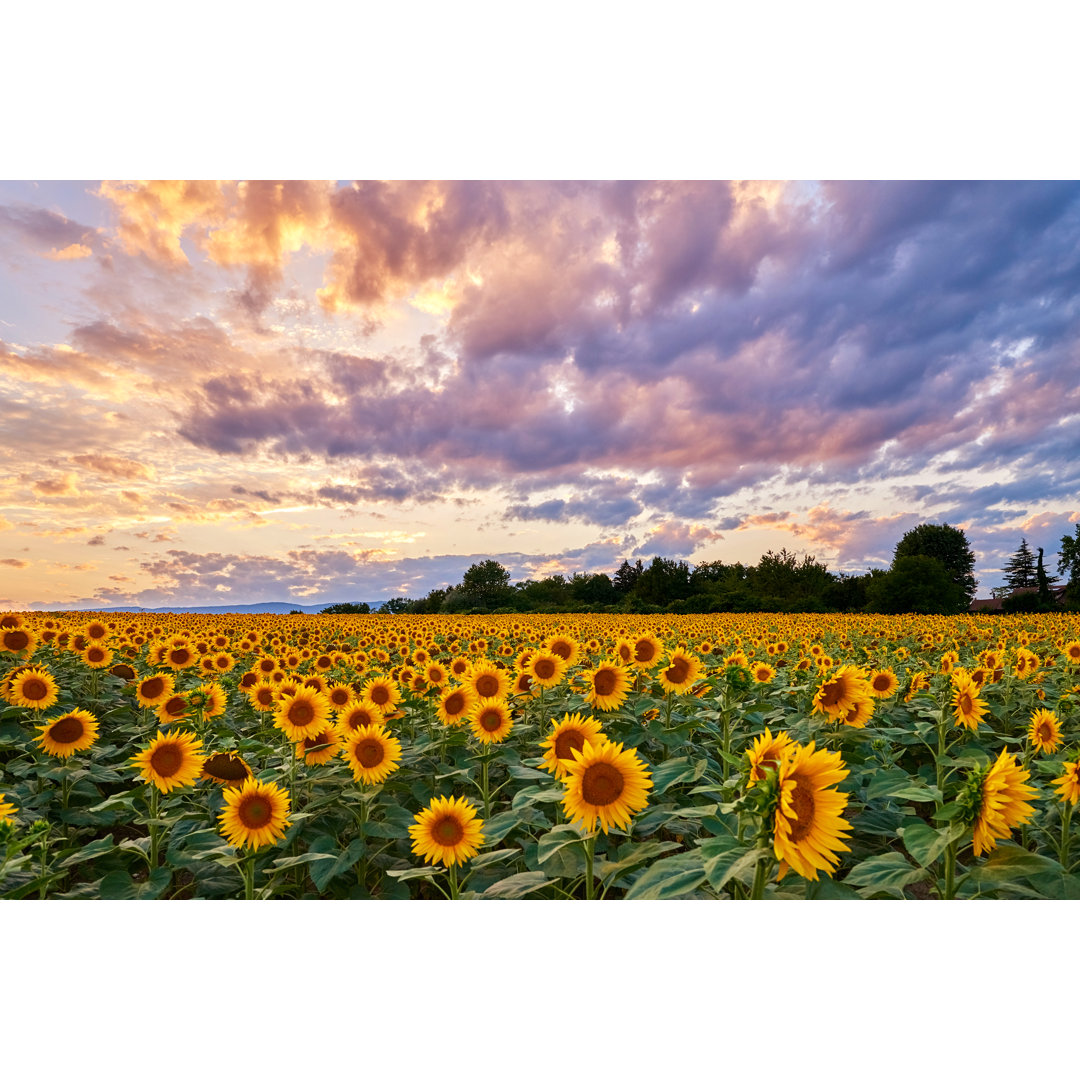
(581, 761, 625, 806)
(330, 689, 350, 705)
(593, 668, 617, 696)
(1038, 722, 1053, 742)
(4, 630, 30, 650)
(356, 739, 384, 768)
(288, 701, 315, 726)
(432, 815, 464, 846)
(551, 641, 572, 660)
(475, 674, 499, 697)
(370, 685, 390, 705)
(618, 644, 632, 662)
(958, 693, 974, 713)
(634, 640, 656, 663)
(50, 715, 85, 743)
(533, 658, 556, 680)
(205, 754, 249, 780)
(304, 731, 331, 750)
(23, 678, 49, 700)
(788, 778, 815, 844)
(872, 675, 891, 692)
(142, 677, 164, 699)
(479, 709, 503, 732)
(150, 744, 183, 777)
(665, 657, 691, 684)
(444, 692, 465, 715)
(164, 695, 187, 716)
(821, 681, 843, 708)
(238, 795, 272, 828)
(554, 729, 586, 760)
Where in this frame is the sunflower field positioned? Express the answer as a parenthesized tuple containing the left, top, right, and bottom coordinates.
(2, 609, 1080, 900)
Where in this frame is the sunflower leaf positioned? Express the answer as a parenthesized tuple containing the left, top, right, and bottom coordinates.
(842, 851, 927, 890)
(98, 867, 173, 899)
(650, 757, 709, 796)
(59, 834, 116, 867)
(900, 820, 965, 866)
(622, 851, 708, 900)
(482, 870, 551, 899)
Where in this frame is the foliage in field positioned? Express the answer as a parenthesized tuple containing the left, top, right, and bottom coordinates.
(2, 609, 1080, 899)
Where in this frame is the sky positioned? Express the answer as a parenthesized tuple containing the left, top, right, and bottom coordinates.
(1, 179, 1079, 609)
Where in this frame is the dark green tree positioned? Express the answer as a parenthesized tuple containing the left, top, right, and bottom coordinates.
(459, 560, 513, 611)
(381, 598, 411, 614)
(892, 523, 977, 610)
(1002, 538, 1037, 590)
(1058, 525, 1080, 602)
(320, 602, 371, 614)
(865, 555, 965, 614)
(1036, 547, 1056, 605)
(632, 557, 692, 607)
(612, 559, 644, 594)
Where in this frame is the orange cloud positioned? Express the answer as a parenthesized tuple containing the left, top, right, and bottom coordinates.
(33, 473, 79, 497)
(44, 243, 93, 260)
(0, 558, 29, 569)
(97, 180, 224, 263)
(71, 453, 156, 482)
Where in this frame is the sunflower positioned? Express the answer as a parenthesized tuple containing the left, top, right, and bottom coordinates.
(751, 662, 776, 685)
(156, 692, 191, 725)
(545, 634, 580, 666)
(163, 643, 198, 671)
(561, 739, 653, 834)
(468, 697, 514, 744)
(337, 701, 386, 733)
(325, 681, 355, 712)
(274, 687, 332, 742)
(343, 724, 403, 784)
(528, 649, 568, 689)
(1013, 647, 1039, 679)
(409, 795, 485, 867)
(1063, 640, 1080, 666)
(584, 662, 631, 712)
(219, 777, 292, 850)
(200, 751, 253, 787)
(211, 651, 235, 674)
(657, 648, 703, 695)
(1052, 760, 1080, 804)
(436, 683, 478, 727)
(1, 626, 38, 656)
(130, 730, 206, 793)
(867, 668, 899, 697)
(627, 632, 663, 670)
(424, 662, 449, 687)
(80, 643, 113, 669)
(361, 675, 401, 712)
(295, 725, 343, 765)
(1027, 708, 1063, 754)
(772, 741, 852, 881)
(8, 668, 60, 710)
(745, 728, 796, 786)
(968, 750, 1038, 857)
(0, 794, 16, 825)
(952, 675, 988, 732)
(838, 695, 875, 729)
(811, 665, 870, 721)
(198, 682, 228, 718)
(613, 638, 635, 666)
(36, 709, 99, 758)
(467, 662, 511, 702)
(247, 679, 279, 712)
(135, 672, 175, 709)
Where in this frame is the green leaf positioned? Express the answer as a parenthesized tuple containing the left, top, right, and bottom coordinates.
(623, 851, 708, 900)
(900, 820, 962, 867)
(267, 851, 337, 874)
(482, 810, 526, 844)
(482, 871, 551, 899)
(864, 768, 937, 803)
(598, 840, 682, 884)
(650, 757, 709, 796)
(700, 835, 764, 891)
(99, 867, 173, 899)
(966, 845, 1063, 885)
(386, 866, 442, 881)
(468, 848, 519, 870)
(308, 837, 367, 893)
(842, 852, 927, 890)
(537, 824, 586, 864)
(507, 765, 553, 782)
(59, 834, 116, 868)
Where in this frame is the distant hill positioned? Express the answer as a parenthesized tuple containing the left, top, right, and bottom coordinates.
(35, 601, 389, 615)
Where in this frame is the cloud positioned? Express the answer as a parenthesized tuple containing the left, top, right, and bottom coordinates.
(0, 202, 97, 258)
(71, 453, 156, 481)
(32, 473, 79, 497)
(632, 521, 724, 559)
(0, 558, 29, 569)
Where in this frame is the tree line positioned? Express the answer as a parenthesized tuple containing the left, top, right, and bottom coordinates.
(322, 522, 1080, 616)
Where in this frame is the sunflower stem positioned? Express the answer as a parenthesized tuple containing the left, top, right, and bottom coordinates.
(1059, 800, 1074, 868)
(481, 753, 491, 819)
(243, 848, 256, 901)
(942, 840, 957, 900)
(584, 832, 597, 900)
(749, 845, 771, 901)
(448, 861, 460, 900)
(149, 784, 160, 868)
(358, 795, 369, 890)
(721, 712, 731, 783)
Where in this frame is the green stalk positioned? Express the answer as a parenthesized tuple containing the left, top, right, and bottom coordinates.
(481, 752, 491, 819)
(243, 848, 256, 900)
(149, 784, 161, 868)
(1059, 800, 1074, 869)
(448, 861, 460, 900)
(721, 712, 731, 783)
(943, 840, 957, 900)
(749, 846, 771, 901)
(584, 832, 597, 900)
(357, 795, 369, 889)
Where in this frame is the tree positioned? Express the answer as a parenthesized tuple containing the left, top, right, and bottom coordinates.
(1036, 547, 1056, 605)
(612, 559, 644, 594)
(381, 598, 411, 614)
(320, 602, 371, 614)
(892, 523, 977, 611)
(1058, 525, 1080, 601)
(460, 560, 513, 611)
(865, 555, 965, 614)
(1002, 538, 1037, 590)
